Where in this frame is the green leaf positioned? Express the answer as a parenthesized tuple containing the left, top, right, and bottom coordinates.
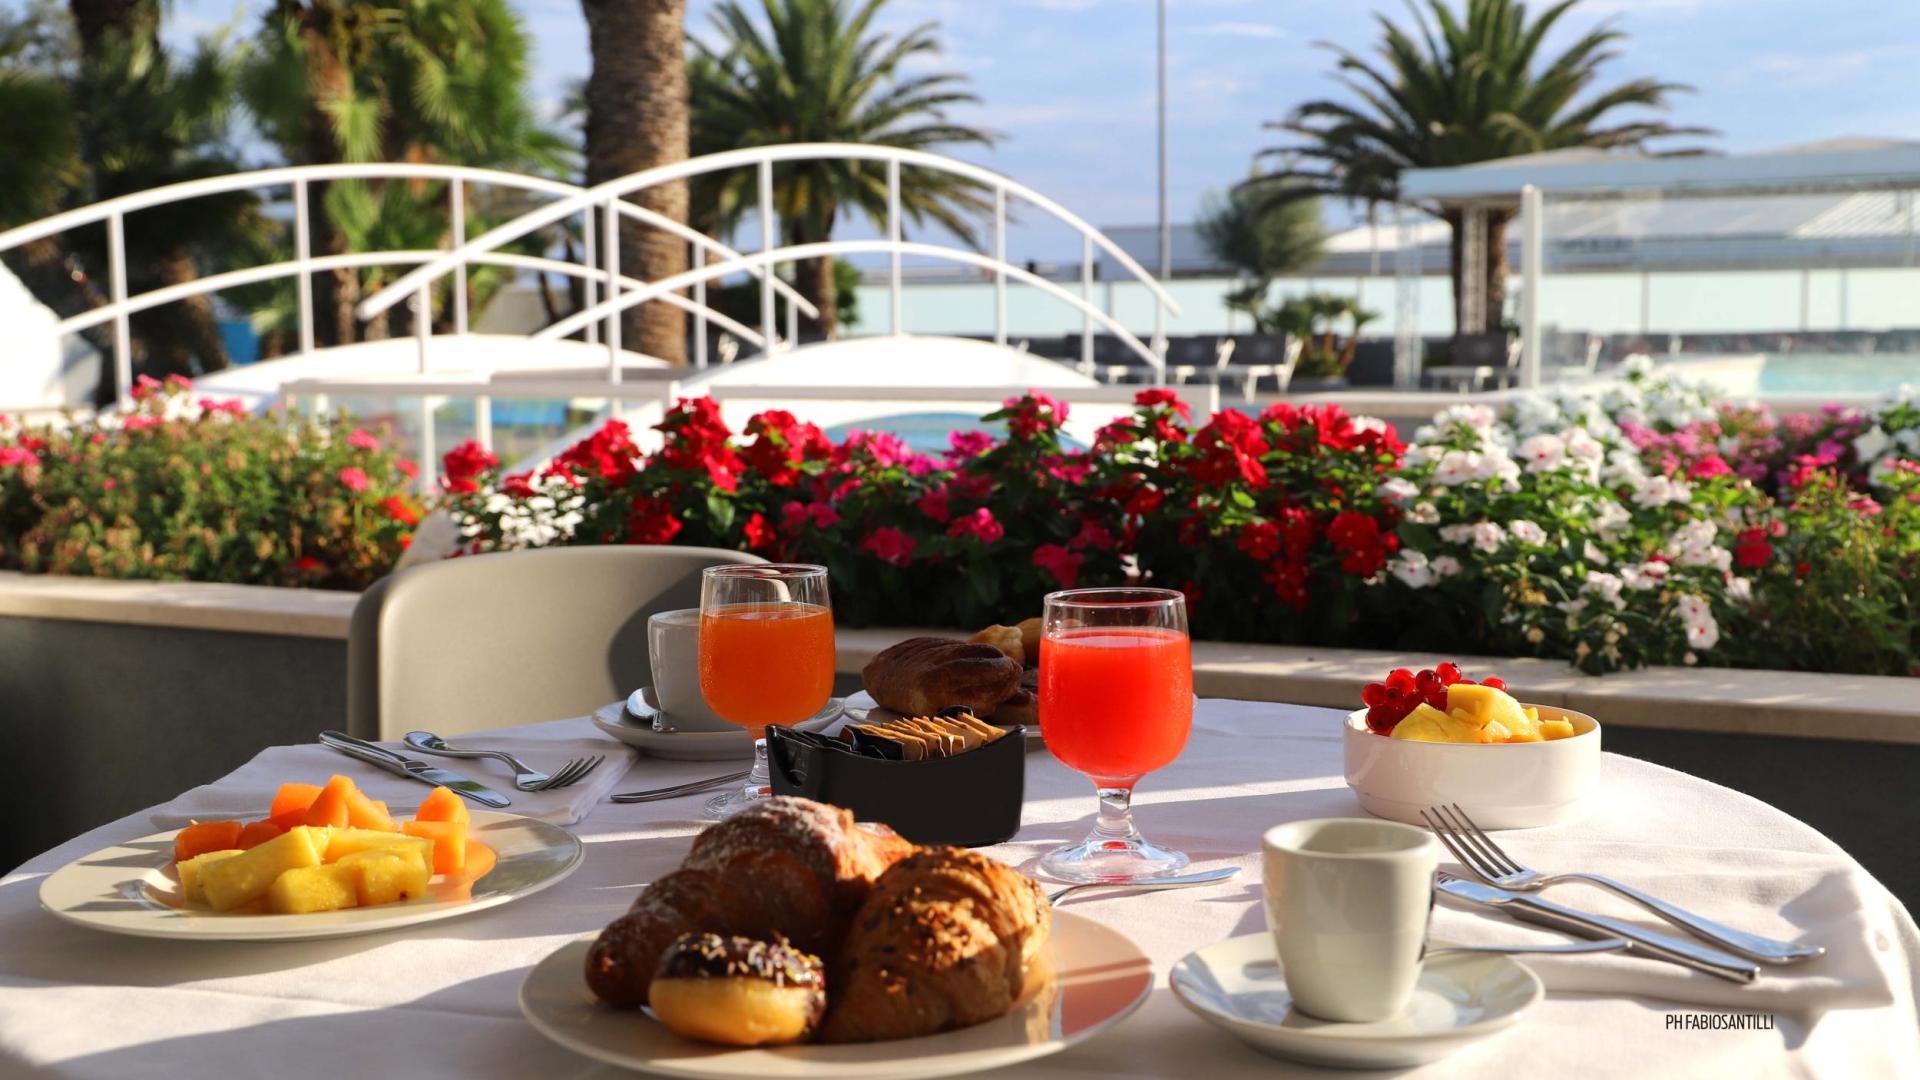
(705, 489, 736, 533)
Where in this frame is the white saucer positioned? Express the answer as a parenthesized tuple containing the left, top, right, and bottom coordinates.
(1168, 933, 1541, 1070)
(592, 693, 845, 761)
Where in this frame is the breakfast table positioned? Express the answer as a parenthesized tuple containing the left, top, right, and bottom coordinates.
(2, 698, 1916, 1078)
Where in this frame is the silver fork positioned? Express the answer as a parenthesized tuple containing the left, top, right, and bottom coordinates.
(1422, 803, 1824, 965)
(405, 731, 603, 792)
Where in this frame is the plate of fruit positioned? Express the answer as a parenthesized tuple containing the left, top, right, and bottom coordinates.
(38, 775, 583, 941)
(1344, 663, 1601, 830)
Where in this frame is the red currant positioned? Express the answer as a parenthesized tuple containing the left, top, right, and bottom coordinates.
(1454, 677, 1476, 686)
(1423, 687, 1448, 710)
(1361, 682, 1387, 707)
(1365, 704, 1397, 734)
(1386, 668, 1415, 691)
(1482, 676, 1507, 692)
(1435, 661, 1461, 685)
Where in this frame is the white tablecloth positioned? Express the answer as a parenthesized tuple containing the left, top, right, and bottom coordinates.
(2, 700, 1916, 1078)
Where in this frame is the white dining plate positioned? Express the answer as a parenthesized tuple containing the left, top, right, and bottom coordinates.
(1168, 933, 1541, 1069)
(518, 911, 1152, 1079)
(594, 696, 846, 761)
(38, 809, 582, 942)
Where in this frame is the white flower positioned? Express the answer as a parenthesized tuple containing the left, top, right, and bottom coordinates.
(1631, 474, 1693, 509)
(1853, 426, 1893, 463)
(1664, 519, 1732, 571)
(1727, 577, 1753, 603)
(1516, 433, 1567, 473)
(1673, 594, 1720, 650)
(1389, 550, 1435, 589)
(1583, 539, 1610, 566)
(1602, 448, 1649, 486)
(1470, 522, 1506, 553)
(1431, 555, 1462, 577)
(1592, 501, 1633, 541)
(1378, 477, 1420, 505)
(1896, 428, 1920, 452)
(1351, 416, 1390, 436)
(1439, 524, 1474, 544)
(1509, 519, 1547, 545)
(1408, 501, 1441, 525)
(1433, 450, 1485, 486)
(1581, 571, 1627, 611)
(1621, 561, 1668, 590)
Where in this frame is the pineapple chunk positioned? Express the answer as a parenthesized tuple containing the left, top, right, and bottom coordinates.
(1482, 719, 1512, 743)
(1446, 683, 1531, 734)
(1391, 703, 1486, 743)
(200, 826, 326, 912)
(1540, 718, 1578, 740)
(177, 849, 244, 904)
(266, 863, 360, 915)
(336, 848, 432, 906)
(323, 828, 432, 865)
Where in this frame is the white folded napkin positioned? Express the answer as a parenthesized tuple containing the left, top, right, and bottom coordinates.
(1431, 842, 1904, 1016)
(150, 727, 636, 829)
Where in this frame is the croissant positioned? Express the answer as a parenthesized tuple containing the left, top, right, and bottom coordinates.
(863, 637, 1023, 717)
(819, 847, 1053, 1043)
(585, 797, 913, 1008)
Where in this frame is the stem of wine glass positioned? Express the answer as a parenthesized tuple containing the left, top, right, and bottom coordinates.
(745, 737, 772, 799)
(1091, 783, 1141, 846)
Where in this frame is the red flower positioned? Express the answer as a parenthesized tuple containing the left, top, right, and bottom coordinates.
(1134, 388, 1191, 421)
(441, 440, 499, 494)
(917, 486, 953, 524)
(741, 512, 776, 550)
(782, 499, 841, 530)
(655, 397, 743, 491)
(555, 420, 640, 484)
(346, 429, 380, 451)
(131, 374, 165, 401)
(1237, 520, 1282, 561)
(1732, 528, 1772, 569)
(293, 556, 324, 573)
(1688, 455, 1733, 480)
(0, 447, 35, 468)
(338, 466, 370, 493)
(947, 507, 1005, 544)
(1326, 510, 1395, 578)
(396, 458, 419, 480)
(947, 430, 996, 458)
(743, 409, 830, 487)
(1032, 543, 1084, 588)
(383, 496, 422, 526)
(1002, 392, 1069, 440)
(860, 526, 917, 567)
(501, 472, 536, 498)
(199, 398, 246, 418)
(626, 496, 683, 545)
(1123, 486, 1165, 518)
(1191, 410, 1271, 488)
(1070, 519, 1116, 551)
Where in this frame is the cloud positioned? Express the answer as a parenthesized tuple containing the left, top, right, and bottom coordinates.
(1193, 21, 1285, 39)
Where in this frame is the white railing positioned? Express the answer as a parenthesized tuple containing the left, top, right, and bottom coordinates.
(0, 162, 818, 402)
(357, 143, 1184, 379)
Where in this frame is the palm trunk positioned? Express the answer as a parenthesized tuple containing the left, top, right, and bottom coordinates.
(785, 216, 838, 340)
(581, 0, 688, 366)
(1484, 211, 1512, 334)
(135, 249, 230, 375)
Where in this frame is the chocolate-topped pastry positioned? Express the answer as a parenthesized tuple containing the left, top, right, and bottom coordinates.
(648, 933, 827, 1047)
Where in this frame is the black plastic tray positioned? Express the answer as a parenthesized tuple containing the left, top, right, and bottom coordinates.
(765, 724, 1026, 847)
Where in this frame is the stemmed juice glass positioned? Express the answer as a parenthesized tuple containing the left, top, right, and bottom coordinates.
(1038, 587, 1194, 883)
(697, 564, 835, 819)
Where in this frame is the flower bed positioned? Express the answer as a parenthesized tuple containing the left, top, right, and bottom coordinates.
(0, 377, 418, 589)
(441, 364, 1920, 677)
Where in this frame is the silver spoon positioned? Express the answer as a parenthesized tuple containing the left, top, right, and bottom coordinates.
(1047, 866, 1242, 904)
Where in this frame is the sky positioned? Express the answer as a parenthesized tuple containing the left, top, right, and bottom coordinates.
(65, 0, 1920, 260)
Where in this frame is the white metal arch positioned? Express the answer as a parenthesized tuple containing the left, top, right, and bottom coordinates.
(355, 143, 1184, 374)
(0, 161, 815, 400)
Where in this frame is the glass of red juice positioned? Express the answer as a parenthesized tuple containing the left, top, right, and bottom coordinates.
(1037, 587, 1193, 883)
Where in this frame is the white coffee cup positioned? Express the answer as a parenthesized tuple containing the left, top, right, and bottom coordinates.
(1261, 817, 1440, 1022)
(647, 609, 731, 732)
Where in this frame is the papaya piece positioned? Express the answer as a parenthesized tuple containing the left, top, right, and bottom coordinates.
(173, 820, 245, 864)
(401, 819, 467, 876)
(345, 787, 396, 831)
(236, 820, 286, 850)
(269, 782, 323, 820)
(413, 786, 470, 826)
(303, 775, 358, 829)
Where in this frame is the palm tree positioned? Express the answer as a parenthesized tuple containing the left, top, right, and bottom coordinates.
(1256, 0, 1708, 333)
(245, 0, 570, 345)
(690, 0, 995, 338)
(580, 0, 688, 364)
(1196, 179, 1325, 329)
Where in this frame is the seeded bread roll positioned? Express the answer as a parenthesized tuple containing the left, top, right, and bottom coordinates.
(862, 637, 1023, 717)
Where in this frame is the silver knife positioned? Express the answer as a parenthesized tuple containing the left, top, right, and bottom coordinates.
(318, 730, 512, 808)
(1437, 876, 1759, 984)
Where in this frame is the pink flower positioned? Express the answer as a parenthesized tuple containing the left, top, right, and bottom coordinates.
(1071, 519, 1116, 551)
(130, 374, 164, 400)
(1688, 455, 1732, 479)
(917, 487, 952, 524)
(347, 429, 380, 451)
(782, 500, 841, 530)
(101, 477, 117, 491)
(123, 414, 161, 431)
(860, 527, 918, 567)
(338, 466, 370, 492)
(1032, 543, 1083, 588)
(948, 430, 996, 458)
(199, 398, 246, 417)
(947, 507, 1005, 544)
(0, 447, 34, 467)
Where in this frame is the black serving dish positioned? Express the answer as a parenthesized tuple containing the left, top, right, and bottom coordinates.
(765, 723, 1026, 847)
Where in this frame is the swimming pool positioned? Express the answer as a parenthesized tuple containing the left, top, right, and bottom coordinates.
(1757, 353, 1920, 397)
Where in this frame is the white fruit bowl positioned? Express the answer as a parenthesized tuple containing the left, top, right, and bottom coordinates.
(1342, 705, 1602, 831)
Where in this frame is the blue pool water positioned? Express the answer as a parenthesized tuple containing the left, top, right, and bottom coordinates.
(1757, 353, 1920, 397)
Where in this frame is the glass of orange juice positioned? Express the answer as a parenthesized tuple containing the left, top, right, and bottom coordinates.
(1038, 587, 1193, 882)
(697, 563, 835, 819)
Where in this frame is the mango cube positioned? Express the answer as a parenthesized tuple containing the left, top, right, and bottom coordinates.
(266, 863, 360, 914)
(324, 827, 434, 867)
(336, 848, 432, 906)
(200, 826, 326, 912)
(177, 849, 244, 904)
